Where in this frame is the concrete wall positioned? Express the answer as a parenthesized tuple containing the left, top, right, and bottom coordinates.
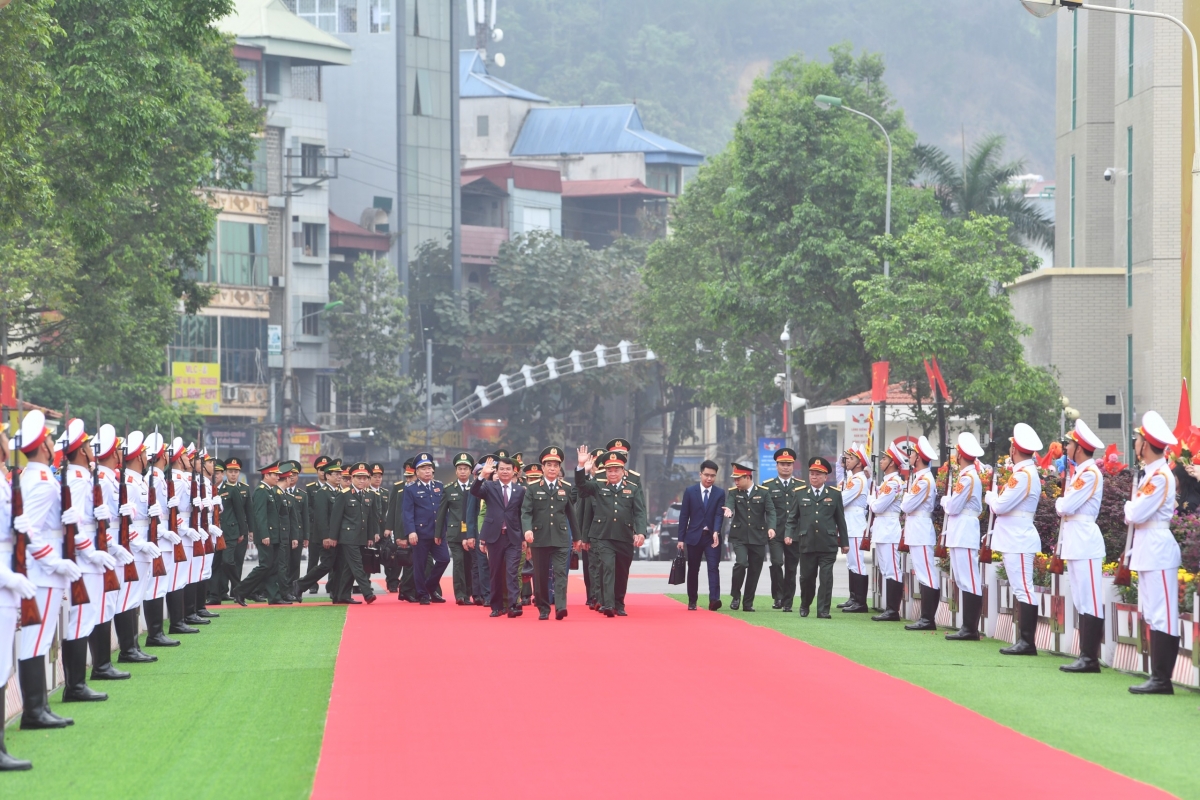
(460, 96, 540, 163)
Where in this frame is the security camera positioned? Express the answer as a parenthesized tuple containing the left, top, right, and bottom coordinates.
(1103, 167, 1115, 182)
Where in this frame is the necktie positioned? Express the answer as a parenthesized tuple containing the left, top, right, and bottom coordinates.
(702, 488, 709, 506)
(503, 483, 510, 506)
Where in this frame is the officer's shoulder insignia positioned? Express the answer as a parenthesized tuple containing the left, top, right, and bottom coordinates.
(1006, 477, 1019, 489)
(628, 470, 641, 477)
(881, 484, 892, 495)
(561, 480, 573, 487)
(1072, 477, 1085, 490)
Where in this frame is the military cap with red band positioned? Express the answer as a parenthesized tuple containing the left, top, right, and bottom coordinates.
(1136, 410, 1176, 450)
(807, 456, 833, 474)
(351, 462, 371, 476)
(773, 447, 796, 464)
(731, 462, 754, 478)
(598, 450, 627, 469)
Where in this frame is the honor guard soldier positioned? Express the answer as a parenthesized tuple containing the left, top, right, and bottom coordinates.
(942, 432, 986, 641)
(215, 457, 250, 602)
(283, 461, 307, 599)
(985, 423, 1044, 656)
(58, 419, 119, 700)
(167, 440, 201, 632)
(575, 448, 647, 617)
(403, 453, 450, 604)
(0, 427, 35, 769)
(838, 444, 870, 613)
(232, 462, 286, 606)
(145, 433, 193, 638)
(783, 457, 848, 618)
(329, 463, 378, 604)
(901, 436, 940, 631)
(762, 448, 805, 611)
(521, 447, 578, 620)
(723, 462, 776, 612)
(13, 410, 81, 729)
(303, 456, 332, 594)
(870, 441, 909, 622)
(87, 425, 136, 676)
(1124, 411, 1181, 694)
(1055, 420, 1106, 673)
(114, 432, 163, 655)
(194, 451, 220, 620)
(437, 452, 477, 605)
(297, 459, 345, 598)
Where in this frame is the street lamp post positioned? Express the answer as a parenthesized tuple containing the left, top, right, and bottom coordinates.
(815, 94, 893, 277)
(781, 322, 793, 450)
(1021, 0, 1200, 414)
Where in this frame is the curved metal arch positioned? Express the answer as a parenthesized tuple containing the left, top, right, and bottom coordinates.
(451, 341, 656, 422)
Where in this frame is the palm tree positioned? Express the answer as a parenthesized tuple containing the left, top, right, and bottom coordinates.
(914, 134, 1054, 251)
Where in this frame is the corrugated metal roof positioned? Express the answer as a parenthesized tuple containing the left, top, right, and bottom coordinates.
(219, 0, 352, 66)
(561, 178, 670, 199)
(459, 51, 548, 103)
(511, 105, 703, 166)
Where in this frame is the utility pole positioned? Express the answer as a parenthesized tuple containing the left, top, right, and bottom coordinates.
(425, 338, 433, 451)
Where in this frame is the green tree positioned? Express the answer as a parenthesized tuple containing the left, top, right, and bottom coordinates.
(857, 213, 1060, 444)
(328, 255, 418, 446)
(914, 133, 1053, 254)
(0, 0, 57, 230)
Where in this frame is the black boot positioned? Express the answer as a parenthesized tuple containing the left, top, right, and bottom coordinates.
(0, 692, 32, 770)
(18, 657, 73, 729)
(871, 578, 903, 621)
(769, 564, 783, 608)
(183, 584, 208, 625)
(1129, 630, 1179, 694)
(167, 590, 198, 634)
(836, 571, 852, 609)
(88, 622, 130, 680)
(842, 573, 869, 613)
(61, 638, 108, 702)
(1000, 601, 1039, 655)
(115, 609, 156, 663)
(946, 592, 982, 640)
(905, 584, 939, 631)
(145, 598, 182, 646)
(197, 579, 219, 617)
(1060, 613, 1103, 673)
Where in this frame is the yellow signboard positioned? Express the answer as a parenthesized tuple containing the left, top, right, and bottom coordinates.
(171, 362, 221, 415)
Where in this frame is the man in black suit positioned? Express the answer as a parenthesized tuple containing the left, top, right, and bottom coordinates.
(470, 455, 526, 617)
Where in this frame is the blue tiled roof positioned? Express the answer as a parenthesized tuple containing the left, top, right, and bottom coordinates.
(460, 50, 548, 103)
(510, 104, 704, 166)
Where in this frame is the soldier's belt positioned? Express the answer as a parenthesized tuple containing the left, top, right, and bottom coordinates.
(905, 512, 931, 519)
(78, 522, 98, 534)
(131, 522, 150, 534)
(1134, 525, 1170, 533)
(44, 527, 65, 541)
(1063, 514, 1095, 522)
(1001, 511, 1035, 520)
(0, 542, 12, 555)
(875, 512, 900, 519)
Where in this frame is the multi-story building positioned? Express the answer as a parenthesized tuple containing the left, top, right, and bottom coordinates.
(1010, 0, 1193, 450)
(172, 0, 350, 467)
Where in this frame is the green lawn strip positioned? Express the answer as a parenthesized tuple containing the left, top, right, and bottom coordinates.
(5, 605, 345, 800)
(670, 594, 1197, 799)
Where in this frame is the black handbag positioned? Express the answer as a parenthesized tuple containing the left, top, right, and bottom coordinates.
(570, 550, 580, 570)
(668, 550, 687, 585)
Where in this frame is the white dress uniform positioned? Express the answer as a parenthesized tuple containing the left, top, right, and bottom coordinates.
(942, 460, 984, 596)
(841, 470, 869, 576)
(64, 462, 113, 642)
(1126, 456, 1179, 634)
(16, 460, 70, 660)
(986, 457, 1043, 605)
(201, 474, 217, 581)
(149, 465, 177, 599)
(96, 462, 132, 622)
(0, 472, 37, 690)
(900, 465, 938, 590)
(120, 463, 157, 611)
(171, 465, 199, 587)
(1056, 457, 1105, 618)
(870, 471, 906, 581)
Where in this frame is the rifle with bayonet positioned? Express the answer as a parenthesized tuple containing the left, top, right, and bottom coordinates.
(90, 436, 121, 593)
(60, 429, 90, 607)
(9, 435, 42, 627)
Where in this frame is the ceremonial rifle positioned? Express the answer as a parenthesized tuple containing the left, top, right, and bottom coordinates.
(200, 437, 214, 556)
(1113, 464, 1139, 587)
(145, 453, 168, 578)
(10, 440, 42, 627)
(1049, 449, 1066, 575)
(60, 431, 90, 607)
(897, 431, 911, 553)
(90, 436, 121, 593)
(212, 457, 226, 552)
(978, 466, 997, 565)
(934, 459, 952, 559)
(859, 468, 875, 552)
(117, 433, 139, 582)
(190, 443, 204, 558)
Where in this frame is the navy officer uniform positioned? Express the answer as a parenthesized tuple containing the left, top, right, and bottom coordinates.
(401, 452, 450, 604)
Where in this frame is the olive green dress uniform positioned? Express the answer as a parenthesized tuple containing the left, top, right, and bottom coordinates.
(580, 447, 605, 608)
(521, 465, 578, 616)
(288, 484, 308, 590)
(330, 479, 377, 601)
(436, 476, 476, 604)
(762, 472, 807, 610)
(235, 473, 284, 603)
(303, 474, 327, 593)
(783, 465, 847, 617)
(726, 479, 777, 612)
(297, 465, 344, 597)
(274, 482, 296, 598)
(216, 476, 251, 598)
(575, 458, 647, 616)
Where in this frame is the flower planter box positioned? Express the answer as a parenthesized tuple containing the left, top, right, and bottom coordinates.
(1172, 612, 1199, 688)
(1032, 584, 1055, 650)
(937, 569, 956, 628)
(994, 579, 1016, 644)
(1111, 601, 1147, 674)
(871, 562, 884, 613)
(980, 563, 998, 639)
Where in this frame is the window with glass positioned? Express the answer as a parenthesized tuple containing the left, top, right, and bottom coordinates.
(369, 0, 390, 32)
(1068, 156, 1076, 268)
(220, 318, 267, 384)
(476, 115, 489, 137)
(238, 59, 261, 106)
(296, 0, 355, 33)
(296, 223, 325, 258)
(291, 66, 321, 101)
(1070, 12, 1078, 130)
(317, 375, 332, 413)
(265, 58, 281, 95)
(241, 138, 268, 193)
(301, 144, 323, 178)
(173, 315, 218, 364)
(217, 221, 268, 285)
(1128, 2, 1135, 98)
(301, 302, 324, 336)
(646, 164, 680, 196)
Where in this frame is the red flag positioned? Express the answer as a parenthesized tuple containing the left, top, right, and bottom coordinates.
(871, 361, 889, 404)
(930, 357, 950, 399)
(1175, 379, 1191, 439)
(922, 359, 937, 399)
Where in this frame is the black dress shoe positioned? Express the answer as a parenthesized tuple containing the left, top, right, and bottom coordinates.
(708, 599, 722, 612)
(687, 603, 697, 611)
(539, 610, 550, 620)
(602, 607, 615, 618)
(772, 600, 782, 609)
(945, 627, 981, 641)
(144, 632, 180, 647)
(490, 609, 504, 617)
(817, 612, 831, 619)
(836, 600, 850, 609)
(507, 608, 523, 618)
(616, 609, 627, 617)
(231, 594, 248, 607)
(473, 598, 485, 606)
(420, 597, 431, 605)
(402, 594, 419, 603)
(1060, 655, 1100, 673)
(521, 597, 531, 607)
(730, 598, 740, 611)
(364, 594, 377, 604)
(429, 595, 446, 604)
(308, 587, 318, 595)
(281, 594, 298, 603)
(799, 607, 810, 617)
(221, 594, 235, 601)
(332, 600, 349, 605)
(871, 609, 901, 622)
(556, 609, 568, 620)
(197, 609, 219, 618)
(743, 606, 755, 613)
(456, 598, 469, 606)
(267, 600, 293, 606)
(184, 615, 210, 625)
(345, 598, 362, 605)
(781, 606, 792, 613)
(169, 622, 199, 634)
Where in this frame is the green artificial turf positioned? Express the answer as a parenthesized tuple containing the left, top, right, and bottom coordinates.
(672, 594, 1198, 799)
(4, 605, 345, 800)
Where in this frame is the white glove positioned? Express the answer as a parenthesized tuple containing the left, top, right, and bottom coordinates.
(984, 491, 997, 507)
(133, 540, 161, 559)
(212, 497, 224, 509)
(161, 530, 181, 545)
(86, 549, 118, 571)
(938, 496, 949, 510)
(94, 504, 112, 521)
(12, 513, 30, 532)
(119, 503, 136, 517)
(147, 502, 162, 518)
(61, 508, 80, 526)
(109, 545, 134, 566)
(1054, 497, 1065, 515)
(208, 524, 222, 537)
(167, 496, 179, 509)
(0, 569, 37, 600)
(52, 559, 83, 581)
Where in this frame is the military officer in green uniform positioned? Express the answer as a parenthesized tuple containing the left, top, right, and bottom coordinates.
(575, 447, 647, 617)
(232, 461, 287, 605)
(578, 447, 605, 610)
(723, 462, 777, 612)
(762, 448, 805, 610)
(384, 458, 418, 598)
(436, 452, 477, 605)
(274, 461, 298, 601)
(214, 457, 251, 601)
(287, 461, 309, 598)
(303, 456, 332, 594)
(783, 457, 848, 618)
(330, 462, 378, 604)
(521, 447, 578, 620)
(297, 459, 344, 597)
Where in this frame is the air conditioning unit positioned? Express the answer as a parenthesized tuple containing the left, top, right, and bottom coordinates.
(271, 275, 285, 288)
(222, 384, 240, 403)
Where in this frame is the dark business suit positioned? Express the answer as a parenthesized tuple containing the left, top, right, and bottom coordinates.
(402, 480, 450, 601)
(677, 482, 726, 605)
(466, 491, 489, 603)
(470, 477, 525, 612)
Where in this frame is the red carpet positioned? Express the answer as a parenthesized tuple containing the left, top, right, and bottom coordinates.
(313, 593, 1169, 799)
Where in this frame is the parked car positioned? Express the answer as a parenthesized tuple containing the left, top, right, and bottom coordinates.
(657, 502, 682, 560)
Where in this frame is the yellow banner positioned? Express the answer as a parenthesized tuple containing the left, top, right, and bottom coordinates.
(171, 362, 221, 415)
